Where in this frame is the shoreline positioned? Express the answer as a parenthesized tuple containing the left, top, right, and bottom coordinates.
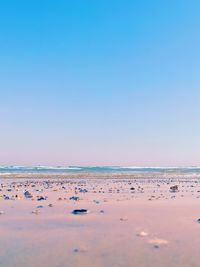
(1, 171, 200, 179)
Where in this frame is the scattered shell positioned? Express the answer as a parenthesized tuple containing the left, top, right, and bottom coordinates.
(137, 231, 148, 237)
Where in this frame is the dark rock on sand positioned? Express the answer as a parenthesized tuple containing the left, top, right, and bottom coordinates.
(72, 209, 89, 215)
(24, 191, 33, 198)
(69, 196, 80, 201)
(170, 185, 178, 193)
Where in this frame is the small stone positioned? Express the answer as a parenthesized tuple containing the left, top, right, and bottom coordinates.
(148, 238, 169, 247)
(120, 217, 128, 221)
(69, 196, 79, 201)
(24, 191, 33, 198)
(37, 196, 46, 201)
(170, 185, 178, 193)
(73, 247, 87, 253)
(72, 209, 89, 215)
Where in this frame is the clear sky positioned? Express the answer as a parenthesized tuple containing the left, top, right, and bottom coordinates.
(0, 0, 200, 166)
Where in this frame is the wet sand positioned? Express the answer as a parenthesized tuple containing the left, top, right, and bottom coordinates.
(1, 172, 200, 267)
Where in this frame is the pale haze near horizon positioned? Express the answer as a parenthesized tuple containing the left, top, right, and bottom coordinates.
(1, 1, 200, 167)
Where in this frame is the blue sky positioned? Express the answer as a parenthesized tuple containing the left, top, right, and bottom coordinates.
(0, 0, 200, 166)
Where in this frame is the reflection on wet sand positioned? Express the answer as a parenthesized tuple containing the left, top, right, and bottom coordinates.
(1, 172, 200, 267)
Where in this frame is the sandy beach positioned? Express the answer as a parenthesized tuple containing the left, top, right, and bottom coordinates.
(1, 172, 200, 267)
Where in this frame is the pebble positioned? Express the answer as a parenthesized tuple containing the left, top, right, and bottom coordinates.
(72, 209, 89, 215)
(170, 185, 178, 193)
(120, 217, 128, 221)
(148, 238, 169, 248)
(73, 247, 88, 253)
(24, 191, 33, 198)
(37, 196, 46, 201)
(69, 196, 79, 201)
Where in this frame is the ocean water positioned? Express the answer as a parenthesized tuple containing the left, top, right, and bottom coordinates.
(0, 166, 200, 174)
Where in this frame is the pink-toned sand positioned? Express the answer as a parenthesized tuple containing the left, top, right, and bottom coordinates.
(1, 173, 200, 267)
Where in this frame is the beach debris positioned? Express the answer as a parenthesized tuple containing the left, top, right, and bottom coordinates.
(148, 238, 169, 248)
(100, 210, 104, 213)
(72, 209, 89, 215)
(48, 203, 53, 207)
(196, 218, 200, 223)
(137, 231, 148, 237)
(0, 211, 5, 215)
(24, 191, 33, 198)
(170, 185, 178, 193)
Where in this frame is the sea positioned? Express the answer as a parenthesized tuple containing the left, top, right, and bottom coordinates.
(0, 166, 200, 174)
